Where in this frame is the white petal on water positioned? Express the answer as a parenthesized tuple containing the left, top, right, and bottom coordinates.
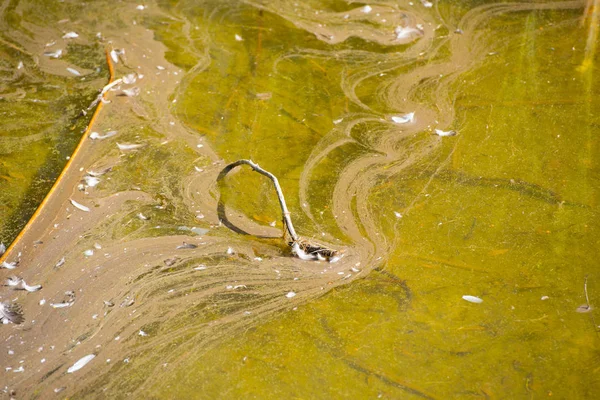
(462, 295, 483, 304)
(395, 26, 423, 41)
(122, 73, 137, 84)
(194, 166, 204, 172)
(55, 257, 66, 268)
(62, 32, 79, 39)
(67, 354, 95, 373)
(70, 199, 90, 212)
(117, 143, 144, 151)
(286, 291, 296, 298)
(83, 249, 94, 257)
(84, 175, 100, 187)
(50, 302, 72, 308)
(43, 49, 62, 58)
(110, 49, 119, 63)
(66, 67, 81, 76)
(89, 130, 117, 140)
(391, 112, 415, 124)
(121, 87, 140, 97)
(434, 129, 457, 137)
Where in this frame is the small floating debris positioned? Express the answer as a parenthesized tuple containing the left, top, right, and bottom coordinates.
(121, 87, 140, 97)
(67, 354, 95, 373)
(51, 302, 72, 309)
(89, 131, 117, 140)
(117, 143, 144, 151)
(395, 26, 423, 41)
(6, 276, 21, 287)
(55, 257, 66, 269)
(0, 242, 5, 255)
(394, 211, 403, 218)
(391, 112, 415, 124)
(62, 32, 79, 39)
(1, 261, 17, 270)
(137, 213, 149, 220)
(292, 242, 316, 261)
(122, 73, 137, 84)
(286, 291, 296, 298)
(7, 277, 42, 292)
(21, 280, 42, 292)
(194, 166, 204, 172)
(462, 295, 483, 304)
(176, 242, 197, 249)
(235, 34, 243, 41)
(136, 5, 145, 11)
(420, 0, 433, 7)
(164, 257, 179, 266)
(193, 265, 207, 271)
(541, 296, 549, 301)
(576, 304, 593, 313)
(87, 167, 111, 177)
(84, 175, 100, 187)
(110, 49, 124, 63)
(66, 67, 81, 76)
(83, 249, 94, 257)
(138, 330, 148, 337)
(43, 49, 63, 58)
(256, 92, 272, 100)
(70, 199, 90, 212)
(434, 129, 457, 137)
(362, 5, 372, 13)
(226, 247, 235, 255)
(0, 301, 25, 324)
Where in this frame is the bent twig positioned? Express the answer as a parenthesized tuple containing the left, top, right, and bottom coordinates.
(217, 159, 338, 261)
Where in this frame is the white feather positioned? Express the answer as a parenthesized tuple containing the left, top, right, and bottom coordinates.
(462, 295, 483, 304)
(70, 199, 90, 212)
(434, 129, 457, 137)
(67, 354, 95, 373)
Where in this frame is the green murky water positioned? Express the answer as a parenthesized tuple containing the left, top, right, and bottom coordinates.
(2, 0, 600, 398)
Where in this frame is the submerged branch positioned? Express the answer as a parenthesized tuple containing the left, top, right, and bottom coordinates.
(217, 159, 338, 261)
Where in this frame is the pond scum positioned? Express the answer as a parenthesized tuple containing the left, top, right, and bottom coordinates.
(0, 0, 599, 398)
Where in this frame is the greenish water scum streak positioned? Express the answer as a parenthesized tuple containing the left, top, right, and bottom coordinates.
(1, 0, 599, 398)
(0, 0, 109, 245)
